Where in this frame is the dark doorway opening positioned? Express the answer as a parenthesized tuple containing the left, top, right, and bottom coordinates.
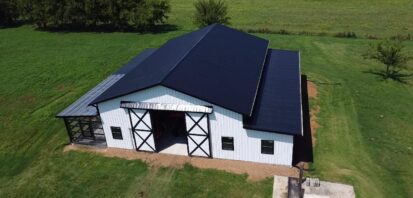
(150, 110, 188, 155)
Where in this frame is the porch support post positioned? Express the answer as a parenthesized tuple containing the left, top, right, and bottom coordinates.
(63, 118, 73, 143)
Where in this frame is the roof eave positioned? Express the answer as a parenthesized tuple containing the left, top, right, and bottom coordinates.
(242, 125, 302, 136)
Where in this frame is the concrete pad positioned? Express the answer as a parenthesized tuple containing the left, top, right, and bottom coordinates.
(159, 143, 188, 156)
(273, 175, 289, 198)
(303, 180, 355, 198)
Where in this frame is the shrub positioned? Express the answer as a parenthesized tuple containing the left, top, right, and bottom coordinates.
(244, 27, 274, 34)
(390, 34, 412, 41)
(130, 0, 170, 30)
(277, 29, 290, 35)
(193, 0, 230, 27)
(335, 31, 357, 38)
(365, 34, 378, 40)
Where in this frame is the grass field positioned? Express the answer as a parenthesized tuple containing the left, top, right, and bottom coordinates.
(169, 0, 413, 38)
(1, 0, 413, 197)
(0, 27, 274, 197)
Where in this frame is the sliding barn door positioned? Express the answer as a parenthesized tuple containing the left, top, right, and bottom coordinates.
(185, 112, 211, 157)
(127, 109, 156, 152)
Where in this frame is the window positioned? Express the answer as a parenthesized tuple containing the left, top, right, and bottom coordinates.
(261, 140, 274, 154)
(111, 127, 123, 140)
(222, 137, 234, 151)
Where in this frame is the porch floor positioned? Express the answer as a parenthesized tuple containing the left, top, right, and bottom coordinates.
(73, 135, 107, 148)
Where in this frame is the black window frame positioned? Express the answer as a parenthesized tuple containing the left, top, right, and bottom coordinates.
(261, 140, 274, 155)
(221, 136, 234, 151)
(111, 126, 123, 140)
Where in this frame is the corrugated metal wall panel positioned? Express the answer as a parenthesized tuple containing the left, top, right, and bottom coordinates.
(98, 86, 293, 166)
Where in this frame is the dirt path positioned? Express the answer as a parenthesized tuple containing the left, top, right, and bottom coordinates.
(64, 145, 299, 181)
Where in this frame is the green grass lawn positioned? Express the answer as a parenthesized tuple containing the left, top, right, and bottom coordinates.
(0, 26, 412, 197)
(169, 0, 413, 38)
(0, 27, 273, 197)
(1, 1, 413, 196)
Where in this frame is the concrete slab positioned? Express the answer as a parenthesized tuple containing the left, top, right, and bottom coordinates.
(273, 175, 289, 198)
(159, 143, 188, 156)
(303, 180, 355, 198)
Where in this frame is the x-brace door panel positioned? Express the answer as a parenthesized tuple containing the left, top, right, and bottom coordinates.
(128, 109, 156, 152)
(185, 112, 211, 157)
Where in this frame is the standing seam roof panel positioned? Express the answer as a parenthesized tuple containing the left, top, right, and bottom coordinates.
(91, 24, 269, 116)
(243, 49, 302, 135)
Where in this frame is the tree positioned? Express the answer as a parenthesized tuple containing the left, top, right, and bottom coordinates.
(0, 0, 19, 27)
(63, 0, 87, 27)
(10, 0, 170, 31)
(363, 39, 411, 79)
(148, 0, 170, 26)
(193, 0, 229, 27)
(26, 0, 60, 29)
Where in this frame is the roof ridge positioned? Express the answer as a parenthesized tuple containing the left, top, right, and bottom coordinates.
(160, 24, 217, 83)
(248, 46, 270, 116)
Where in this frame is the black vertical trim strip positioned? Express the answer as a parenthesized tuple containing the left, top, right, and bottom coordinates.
(207, 114, 212, 158)
(127, 108, 139, 151)
(148, 110, 158, 152)
(63, 118, 73, 143)
(185, 112, 192, 157)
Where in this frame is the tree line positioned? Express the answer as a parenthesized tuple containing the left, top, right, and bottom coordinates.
(0, 0, 170, 31)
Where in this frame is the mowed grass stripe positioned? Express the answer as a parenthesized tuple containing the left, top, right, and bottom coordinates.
(169, 0, 413, 38)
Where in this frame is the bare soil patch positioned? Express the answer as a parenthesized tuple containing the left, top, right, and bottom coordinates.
(310, 105, 320, 146)
(64, 145, 299, 181)
(307, 80, 318, 99)
(307, 80, 320, 146)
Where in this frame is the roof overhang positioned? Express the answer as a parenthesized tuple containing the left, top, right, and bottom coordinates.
(120, 101, 213, 114)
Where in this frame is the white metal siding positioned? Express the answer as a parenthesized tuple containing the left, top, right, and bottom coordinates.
(98, 86, 294, 166)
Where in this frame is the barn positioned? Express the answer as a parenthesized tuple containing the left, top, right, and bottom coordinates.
(57, 24, 303, 166)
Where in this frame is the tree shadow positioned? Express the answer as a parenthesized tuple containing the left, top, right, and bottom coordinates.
(363, 69, 413, 84)
(147, 24, 180, 34)
(41, 23, 179, 34)
(0, 20, 27, 29)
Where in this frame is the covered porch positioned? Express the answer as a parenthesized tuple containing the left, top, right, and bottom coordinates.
(62, 116, 107, 148)
(56, 74, 126, 147)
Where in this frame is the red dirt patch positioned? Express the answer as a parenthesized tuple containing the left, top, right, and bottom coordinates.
(307, 80, 320, 146)
(64, 145, 299, 181)
(310, 106, 320, 146)
(307, 80, 318, 99)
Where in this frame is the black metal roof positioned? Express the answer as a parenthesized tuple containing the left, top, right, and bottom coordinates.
(57, 49, 156, 117)
(69, 24, 304, 136)
(243, 49, 302, 136)
(90, 24, 269, 115)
